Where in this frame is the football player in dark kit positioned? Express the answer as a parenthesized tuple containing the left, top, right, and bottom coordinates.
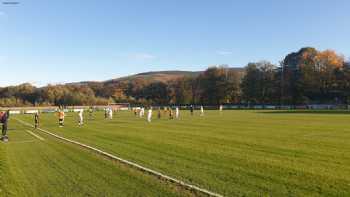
(1, 111, 9, 142)
(169, 108, 174, 119)
(157, 107, 161, 119)
(6, 110, 10, 119)
(190, 105, 194, 116)
(34, 113, 40, 129)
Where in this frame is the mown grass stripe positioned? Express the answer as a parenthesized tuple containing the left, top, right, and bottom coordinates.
(15, 118, 223, 197)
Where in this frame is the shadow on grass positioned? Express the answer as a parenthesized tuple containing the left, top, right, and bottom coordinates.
(258, 110, 350, 115)
(7, 128, 19, 131)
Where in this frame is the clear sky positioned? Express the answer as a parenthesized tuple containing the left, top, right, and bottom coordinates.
(0, 0, 349, 86)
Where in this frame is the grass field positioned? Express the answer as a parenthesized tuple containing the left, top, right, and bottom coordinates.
(1, 110, 350, 196)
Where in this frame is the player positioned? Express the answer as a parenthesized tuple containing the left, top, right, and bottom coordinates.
(6, 110, 10, 120)
(200, 105, 204, 116)
(219, 105, 223, 113)
(78, 110, 84, 126)
(104, 108, 108, 119)
(157, 107, 161, 119)
(175, 106, 179, 119)
(169, 108, 174, 119)
(1, 111, 9, 142)
(140, 107, 145, 118)
(34, 113, 39, 129)
(88, 107, 93, 120)
(190, 105, 194, 116)
(109, 108, 113, 119)
(147, 107, 153, 122)
(58, 110, 65, 127)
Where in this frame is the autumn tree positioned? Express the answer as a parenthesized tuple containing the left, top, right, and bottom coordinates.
(241, 61, 277, 104)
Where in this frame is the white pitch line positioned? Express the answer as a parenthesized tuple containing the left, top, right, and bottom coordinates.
(25, 130, 45, 141)
(15, 118, 223, 197)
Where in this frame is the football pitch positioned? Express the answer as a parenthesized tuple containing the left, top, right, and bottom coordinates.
(1, 110, 350, 196)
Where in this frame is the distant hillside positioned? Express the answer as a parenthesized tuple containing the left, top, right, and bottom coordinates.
(106, 70, 201, 83)
(71, 67, 244, 86)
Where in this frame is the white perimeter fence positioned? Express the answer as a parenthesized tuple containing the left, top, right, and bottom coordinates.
(1, 104, 349, 114)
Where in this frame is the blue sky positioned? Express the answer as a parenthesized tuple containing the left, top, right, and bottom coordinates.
(0, 0, 349, 86)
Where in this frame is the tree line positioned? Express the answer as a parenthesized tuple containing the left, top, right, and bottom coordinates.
(1, 47, 349, 107)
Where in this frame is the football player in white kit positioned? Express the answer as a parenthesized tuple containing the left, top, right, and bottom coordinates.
(175, 106, 180, 119)
(200, 105, 204, 116)
(78, 110, 84, 126)
(147, 107, 153, 122)
(109, 108, 113, 119)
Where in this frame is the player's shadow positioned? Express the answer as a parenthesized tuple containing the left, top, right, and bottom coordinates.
(7, 128, 18, 131)
(258, 110, 350, 115)
(104, 120, 130, 125)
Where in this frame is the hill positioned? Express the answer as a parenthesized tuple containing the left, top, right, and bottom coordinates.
(74, 67, 244, 85)
(106, 70, 201, 83)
